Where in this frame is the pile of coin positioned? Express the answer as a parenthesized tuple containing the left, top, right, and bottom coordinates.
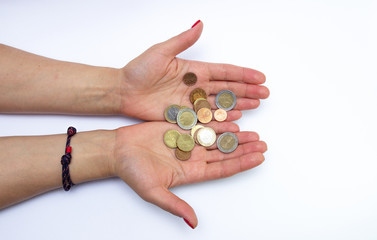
(163, 76, 239, 160)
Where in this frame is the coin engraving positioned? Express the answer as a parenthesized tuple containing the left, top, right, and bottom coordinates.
(163, 130, 181, 148)
(217, 132, 238, 153)
(216, 90, 236, 111)
(214, 108, 227, 122)
(177, 134, 195, 152)
(175, 148, 191, 161)
(189, 88, 207, 104)
(183, 72, 197, 86)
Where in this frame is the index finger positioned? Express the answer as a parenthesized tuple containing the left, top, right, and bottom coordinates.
(207, 63, 266, 84)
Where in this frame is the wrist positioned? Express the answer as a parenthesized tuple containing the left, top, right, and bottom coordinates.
(69, 129, 117, 184)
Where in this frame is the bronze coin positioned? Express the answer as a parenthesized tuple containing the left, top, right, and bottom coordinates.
(175, 148, 191, 161)
(189, 88, 207, 104)
(183, 72, 197, 86)
(197, 108, 213, 123)
(214, 109, 227, 122)
(194, 99, 211, 113)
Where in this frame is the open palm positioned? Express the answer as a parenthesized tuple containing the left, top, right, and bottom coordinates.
(113, 121, 267, 228)
(120, 21, 269, 121)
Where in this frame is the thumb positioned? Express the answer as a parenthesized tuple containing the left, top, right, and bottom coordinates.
(153, 20, 203, 57)
(144, 186, 198, 229)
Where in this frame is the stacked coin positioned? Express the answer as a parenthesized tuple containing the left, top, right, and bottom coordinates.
(164, 104, 198, 130)
(191, 126, 216, 147)
(190, 88, 213, 123)
(163, 130, 195, 161)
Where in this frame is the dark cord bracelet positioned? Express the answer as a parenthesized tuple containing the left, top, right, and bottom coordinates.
(61, 126, 77, 191)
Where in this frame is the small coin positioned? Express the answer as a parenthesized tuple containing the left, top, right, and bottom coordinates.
(215, 90, 237, 111)
(196, 127, 216, 147)
(194, 99, 211, 113)
(197, 108, 213, 124)
(177, 108, 197, 130)
(217, 132, 238, 153)
(175, 148, 191, 161)
(164, 104, 181, 123)
(189, 88, 207, 104)
(163, 129, 181, 148)
(183, 72, 197, 86)
(214, 109, 227, 122)
(177, 134, 195, 152)
(191, 124, 204, 137)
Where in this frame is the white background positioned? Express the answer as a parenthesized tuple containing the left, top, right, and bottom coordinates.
(1, 0, 376, 239)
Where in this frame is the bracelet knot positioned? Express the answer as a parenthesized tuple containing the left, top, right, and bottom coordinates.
(61, 154, 71, 165)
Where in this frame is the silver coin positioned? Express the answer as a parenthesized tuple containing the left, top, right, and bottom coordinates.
(196, 127, 216, 147)
(177, 108, 198, 130)
(167, 105, 180, 122)
(215, 90, 237, 111)
(217, 132, 238, 153)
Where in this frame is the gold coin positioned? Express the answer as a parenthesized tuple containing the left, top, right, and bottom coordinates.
(163, 129, 181, 148)
(177, 134, 195, 152)
(196, 127, 216, 147)
(189, 88, 207, 104)
(216, 90, 236, 111)
(164, 104, 181, 123)
(191, 124, 204, 137)
(175, 148, 191, 161)
(183, 72, 197, 86)
(193, 97, 206, 106)
(177, 108, 197, 130)
(194, 99, 211, 113)
(197, 108, 213, 123)
(214, 109, 227, 122)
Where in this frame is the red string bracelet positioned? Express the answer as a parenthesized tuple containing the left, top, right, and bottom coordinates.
(61, 126, 76, 191)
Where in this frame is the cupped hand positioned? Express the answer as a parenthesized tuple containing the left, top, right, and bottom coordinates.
(120, 21, 269, 121)
(113, 121, 267, 228)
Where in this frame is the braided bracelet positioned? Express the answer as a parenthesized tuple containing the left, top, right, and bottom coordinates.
(61, 126, 77, 191)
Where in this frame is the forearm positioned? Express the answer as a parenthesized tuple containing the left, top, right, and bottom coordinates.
(0, 129, 116, 209)
(0, 44, 121, 114)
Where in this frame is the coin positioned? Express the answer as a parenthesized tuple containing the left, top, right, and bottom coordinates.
(197, 108, 212, 124)
(177, 108, 197, 130)
(193, 129, 200, 144)
(196, 127, 216, 147)
(177, 134, 195, 152)
(189, 88, 207, 104)
(175, 148, 191, 161)
(217, 132, 238, 153)
(214, 108, 227, 122)
(183, 72, 197, 86)
(194, 99, 211, 113)
(190, 124, 204, 137)
(163, 129, 181, 148)
(215, 90, 236, 111)
(164, 104, 181, 123)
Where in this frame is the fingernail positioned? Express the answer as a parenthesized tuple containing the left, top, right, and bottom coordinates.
(191, 20, 201, 28)
(184, 218, 195, 229)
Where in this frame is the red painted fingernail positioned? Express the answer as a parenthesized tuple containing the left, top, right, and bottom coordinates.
(191, 20, 201, 28)
(184, 218, 194, 229)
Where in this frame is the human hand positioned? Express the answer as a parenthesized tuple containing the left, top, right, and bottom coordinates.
(112, 121, 267, 228)
(119, 21, 269, 121)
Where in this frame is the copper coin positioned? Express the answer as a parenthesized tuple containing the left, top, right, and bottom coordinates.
(175, 148, 191, 161)
(183, 72, 197, 86)
(189, 88, 207, 104)
(214, 109, 227, 122)
(197, 108, 212, 123)
(194, 99, 211, 113)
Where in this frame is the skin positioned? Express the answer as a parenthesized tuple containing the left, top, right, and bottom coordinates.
(0, 21, 269, 228)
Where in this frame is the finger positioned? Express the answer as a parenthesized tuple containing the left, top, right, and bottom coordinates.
(206, 141, 267, 162)
(153, 20, 203, 57)
(208, 81, 270, 99)
(205, 131, 260, 150)
(143, 186, 198, 229)
(202, 152, 265, 181)
(207, 95, 260, 110)
(211, 109, 242, 122)
(207, 63, 266, 84)
(205, 121, 240, 133)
